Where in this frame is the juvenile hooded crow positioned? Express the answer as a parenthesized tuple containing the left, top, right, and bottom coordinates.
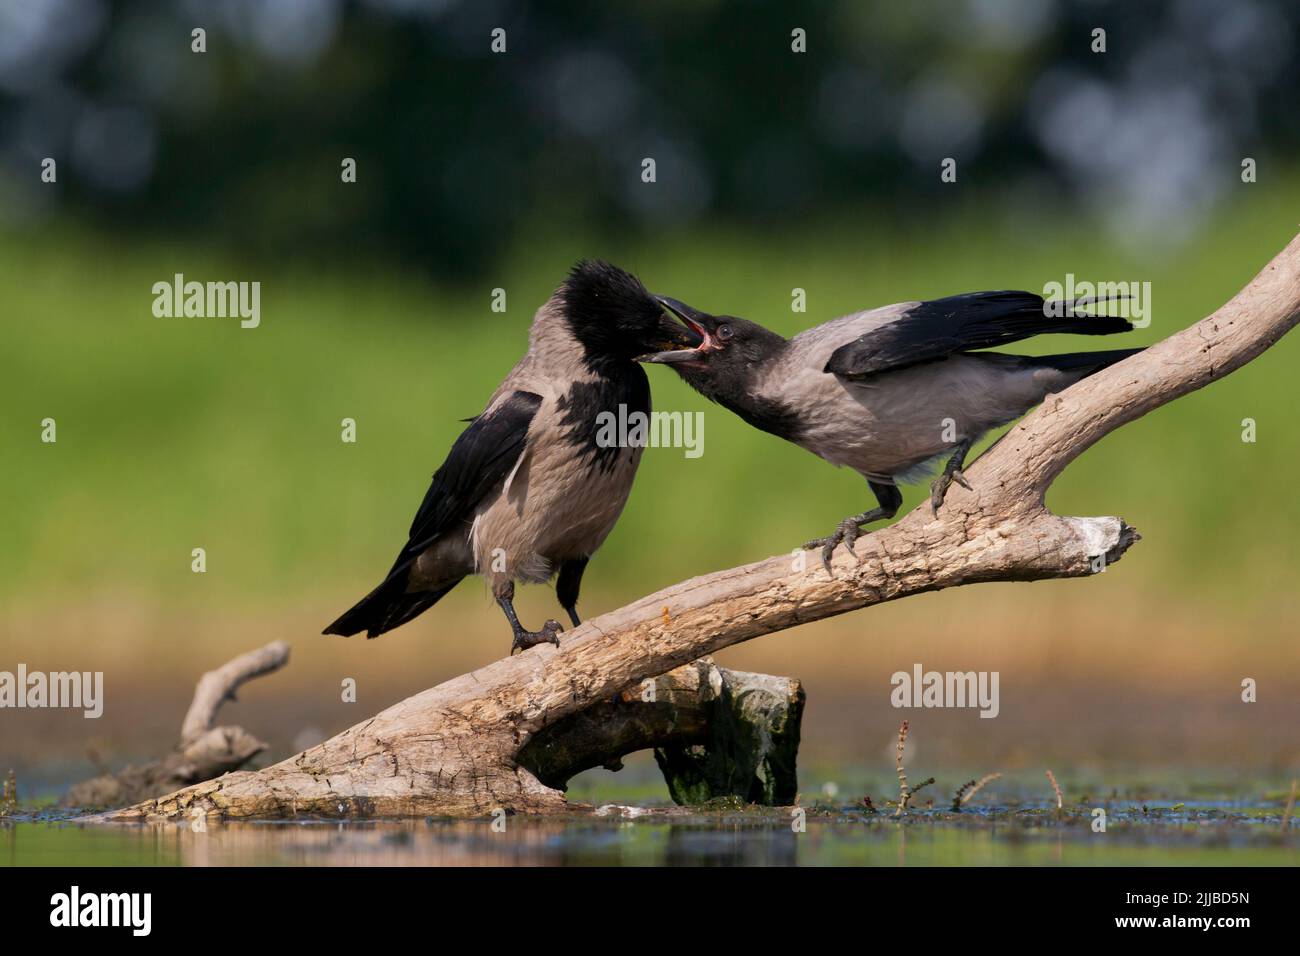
(639, 290, 1141, 572)
(324, 260, 698, 652)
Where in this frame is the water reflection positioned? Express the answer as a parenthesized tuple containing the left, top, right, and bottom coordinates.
(4, 803, 1295, 867)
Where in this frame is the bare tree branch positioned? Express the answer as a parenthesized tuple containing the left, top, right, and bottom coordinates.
(180, 641, 291, 746)
(65, 641, 290, 808)
(98, 232, 1300, 822)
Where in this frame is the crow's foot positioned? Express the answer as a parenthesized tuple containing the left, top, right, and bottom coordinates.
(510, 619, 563, 654)
(803, 517, 868, 576)
(930, 439, 975, 516)
(930, 467, 972, 516)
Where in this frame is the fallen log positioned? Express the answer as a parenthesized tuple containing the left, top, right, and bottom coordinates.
(98, 231, 1300, 822)
(63, 643, 802, 810)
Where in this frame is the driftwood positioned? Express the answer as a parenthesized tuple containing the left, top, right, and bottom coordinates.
(99, 232, 1300, 822)
(65, 641, 291, 808)
(65, 638, 801, 810)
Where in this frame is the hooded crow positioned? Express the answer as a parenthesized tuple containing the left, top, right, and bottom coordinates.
(639, 290, 1142, 572)
(323, 260, 699, 652)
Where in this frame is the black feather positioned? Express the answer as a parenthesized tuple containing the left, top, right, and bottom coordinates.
(1027, 347, 1144, 376)
(555, 373, 650, 475)
(559, 259, 664, 370)
(403, 390, 542, 555)
(825, 290, 1133, 379)
(323, 575, 462, 639)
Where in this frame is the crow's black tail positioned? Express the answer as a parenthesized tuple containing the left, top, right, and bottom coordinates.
(322, 564, 463, 639)
(1031, 347, 1145, 378)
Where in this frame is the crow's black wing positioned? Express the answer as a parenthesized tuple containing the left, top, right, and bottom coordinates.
(399, 390, 542, 561)
(823, 291, 1133, 379)
(322, 390, 543, 639)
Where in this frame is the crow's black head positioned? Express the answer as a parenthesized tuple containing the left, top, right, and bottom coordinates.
(636, 295, 799, 440)
(638, 296, 787, 377)
(559, 260, 700, 369)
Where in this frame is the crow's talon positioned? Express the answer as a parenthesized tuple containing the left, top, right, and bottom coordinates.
(929, 480, 946, 517)
(803, 518, 865, 576)
(930, 468, 972, 516)
(511, 619, 564, 654)
(931, 439, 976, 516)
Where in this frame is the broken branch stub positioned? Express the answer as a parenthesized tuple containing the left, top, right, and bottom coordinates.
(518, 657, 804, 805)
(651, 665, 804, 806)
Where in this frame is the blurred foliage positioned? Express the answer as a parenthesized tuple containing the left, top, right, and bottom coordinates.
(1, 0, 1298, 276)
(3, 177, 1299, 609)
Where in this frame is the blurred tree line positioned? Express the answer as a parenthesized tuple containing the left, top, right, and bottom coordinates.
(1, 0, 1297, 277)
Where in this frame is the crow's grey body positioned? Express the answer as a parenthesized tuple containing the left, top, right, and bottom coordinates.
(410, 301, 644, 594)
(325, 260, 689, 650)
(755, 304, 1099, 483)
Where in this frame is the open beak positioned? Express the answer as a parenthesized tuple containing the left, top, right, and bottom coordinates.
(637, 295, 715, 365)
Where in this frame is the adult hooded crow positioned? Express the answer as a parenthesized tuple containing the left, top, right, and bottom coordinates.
(324, 260, 699, 652)
(639, 290, 1142, 572)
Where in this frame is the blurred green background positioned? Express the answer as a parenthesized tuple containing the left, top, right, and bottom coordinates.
(1, 1, 1298, 801)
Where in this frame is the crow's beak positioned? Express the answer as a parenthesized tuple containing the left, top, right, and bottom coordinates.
(637, 295, 714, 364)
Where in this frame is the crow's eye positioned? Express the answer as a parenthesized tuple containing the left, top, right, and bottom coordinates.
(717, 323, 734, 341)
